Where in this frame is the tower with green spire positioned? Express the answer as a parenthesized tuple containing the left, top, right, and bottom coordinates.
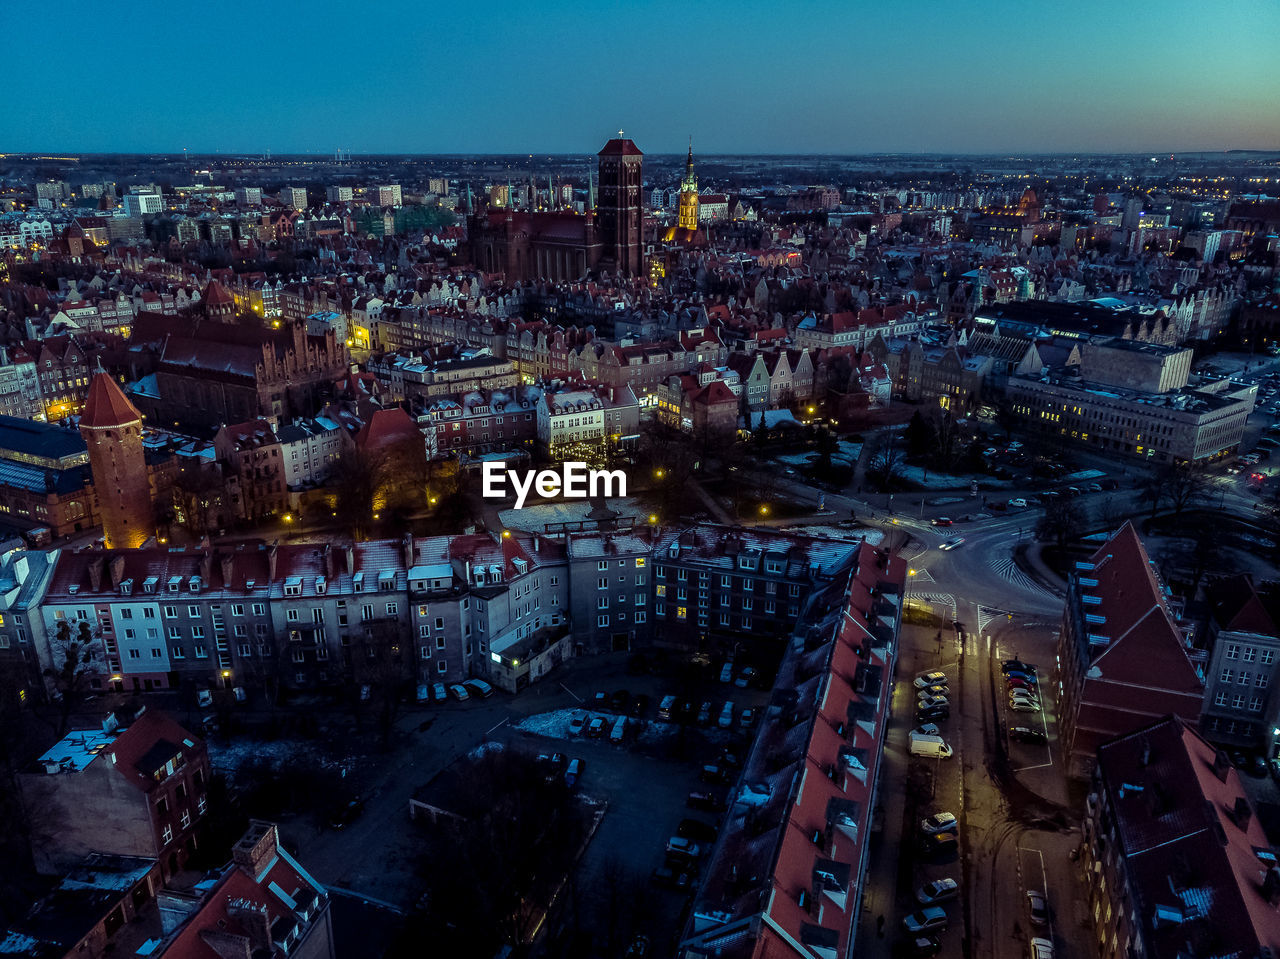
(677, 137, 699, 232)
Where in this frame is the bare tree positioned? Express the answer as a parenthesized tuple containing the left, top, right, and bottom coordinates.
(1036, 496, 1087, 549)
(44, 620, 104, 736)
(351, 618, 413, 748)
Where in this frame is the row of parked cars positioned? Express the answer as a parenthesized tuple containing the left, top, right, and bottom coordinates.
(416, 678, 495, 703)
(1002, 659, 1043, 715)
(659, 695, 756, 730)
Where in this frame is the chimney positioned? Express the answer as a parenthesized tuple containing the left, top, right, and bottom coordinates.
(345, 545, 355, 576)
(232, 820, 279, 879)
(402, 533, 414, 570)
(88, 557, 104, 593)
(267, 541, 278, 581)
(225, 898, 271, 952)
(200, 550, 213, 585)
(1213, 749, 1232, 783)
(1265, 866, 1280, 905)
(1233, 796, 1253, 831)
(323, 543, 335, 577)
(108, 555, 126, 589)
(220, 554, 234, 588)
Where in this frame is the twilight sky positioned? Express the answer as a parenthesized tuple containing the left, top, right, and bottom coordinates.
(3, 0, 1278, 155)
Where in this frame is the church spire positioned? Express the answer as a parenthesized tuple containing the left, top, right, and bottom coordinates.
(686, 136, 694, 175)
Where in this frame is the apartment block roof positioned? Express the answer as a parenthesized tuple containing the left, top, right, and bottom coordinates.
(1097, 716, 1280, 958)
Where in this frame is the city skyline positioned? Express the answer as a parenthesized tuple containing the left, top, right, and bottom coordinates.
(3, 0, 1278, 156)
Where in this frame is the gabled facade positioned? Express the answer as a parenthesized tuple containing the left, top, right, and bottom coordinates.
(1057, 523, 1206, 779)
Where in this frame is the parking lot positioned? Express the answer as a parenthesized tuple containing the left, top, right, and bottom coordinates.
(519, 659, 774, 959)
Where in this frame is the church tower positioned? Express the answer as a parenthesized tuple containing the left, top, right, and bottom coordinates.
(80, 368, 152, 549)
(677, 140, 699, 232)
(597, 134, 643, 277)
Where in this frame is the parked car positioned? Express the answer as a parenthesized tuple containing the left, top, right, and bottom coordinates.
(939, 537, 966, 551)
(1006, 677, 1038, 693)
(734, 667, 758, 688)
(913, 723, 940, 738)
(922, 830, 959, 858)
(587, 716, 607, 737)
(1027, 889, 1049, 925)
(1029, 938, 1055, 959)
(719, 662, 734, 683)
(931, 517, 953, 527)
(658, 695, 677, 719)
(901, 907, 949, 933)
(609, 717, 628, 743)
(650, 865, 692, 890)
(700, 764, 730, 784)
(914, 671, 947, 689)
(739, 707, 756, 729)
(917, 705, 951, 722)
(687, 790, 727, 812)
(432, 682, 447, 702)
(328, 798, 365, 829)
(905, 934, 943, 957)
(918, 695, 949, 710)
(568, 712, 588, 736)
(916, 877, 960, 905)
(918, 684, 948, 698)
(1008, 698, 1039, 713)
(665, 836, 702, 859)
(1002, 659, 1036, 674)
(462, 678, 494, 698)
(677, 818, 718, 842)
(920, 812, 958, 835)
(696, 701, 713, 725)
(718, 702, 736, 728)
(1009, 726, 1047, 745)
(565, 758, 583, 787)
(448, 684, 470, 701)
(1008, 498, 1027, 508)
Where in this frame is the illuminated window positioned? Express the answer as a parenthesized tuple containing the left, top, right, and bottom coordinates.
(676, 606, 687, 620)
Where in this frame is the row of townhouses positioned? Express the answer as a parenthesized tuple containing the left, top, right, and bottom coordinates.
(0, 523, 868, 700)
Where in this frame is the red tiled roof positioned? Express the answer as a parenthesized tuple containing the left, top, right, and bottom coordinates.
(597, 138, 643, 157)
(104, 710, 204, 793)
(80, 370, 142, 428)
(202, 280, 234, 307)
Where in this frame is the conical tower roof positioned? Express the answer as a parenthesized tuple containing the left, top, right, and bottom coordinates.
(81, 369, 142, 429)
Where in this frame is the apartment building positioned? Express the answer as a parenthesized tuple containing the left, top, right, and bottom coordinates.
(21, 707, 210, 879)
(679, 542, 906, 959)
(1084, 716, 1280, 959)
(1197, 576, 1280, 752)
(1057, 523, 1206, 779)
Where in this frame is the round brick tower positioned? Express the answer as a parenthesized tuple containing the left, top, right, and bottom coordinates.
(80, 369, 152, 549)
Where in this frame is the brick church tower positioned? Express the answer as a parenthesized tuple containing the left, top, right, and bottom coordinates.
(80, 368, 152, 549)
(597, 134, 643, 277)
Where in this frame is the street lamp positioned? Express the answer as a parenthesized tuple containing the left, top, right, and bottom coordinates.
(759, 505, 770, 517)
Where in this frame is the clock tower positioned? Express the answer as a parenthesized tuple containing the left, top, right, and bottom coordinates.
(677, 140, 699, 232)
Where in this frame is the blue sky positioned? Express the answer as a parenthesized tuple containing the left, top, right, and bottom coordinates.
(2, 0, 1277, 154)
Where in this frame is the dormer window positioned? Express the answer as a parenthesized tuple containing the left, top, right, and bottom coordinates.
(119, 578, 133, 596)
(188, 577, 201, 593)
(142, 576, 159, 594)
(284, 577, 302, 597)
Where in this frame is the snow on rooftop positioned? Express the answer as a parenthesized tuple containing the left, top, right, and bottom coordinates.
(37, 729, 115, 772)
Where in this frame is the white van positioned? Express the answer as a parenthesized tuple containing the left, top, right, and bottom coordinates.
(609, 716, 627, 743)
(909, 732, 953, 759)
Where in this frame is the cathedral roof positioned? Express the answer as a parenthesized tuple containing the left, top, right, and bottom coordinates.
(598, 138, 643, 157)
(81, 370, 143, 428)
